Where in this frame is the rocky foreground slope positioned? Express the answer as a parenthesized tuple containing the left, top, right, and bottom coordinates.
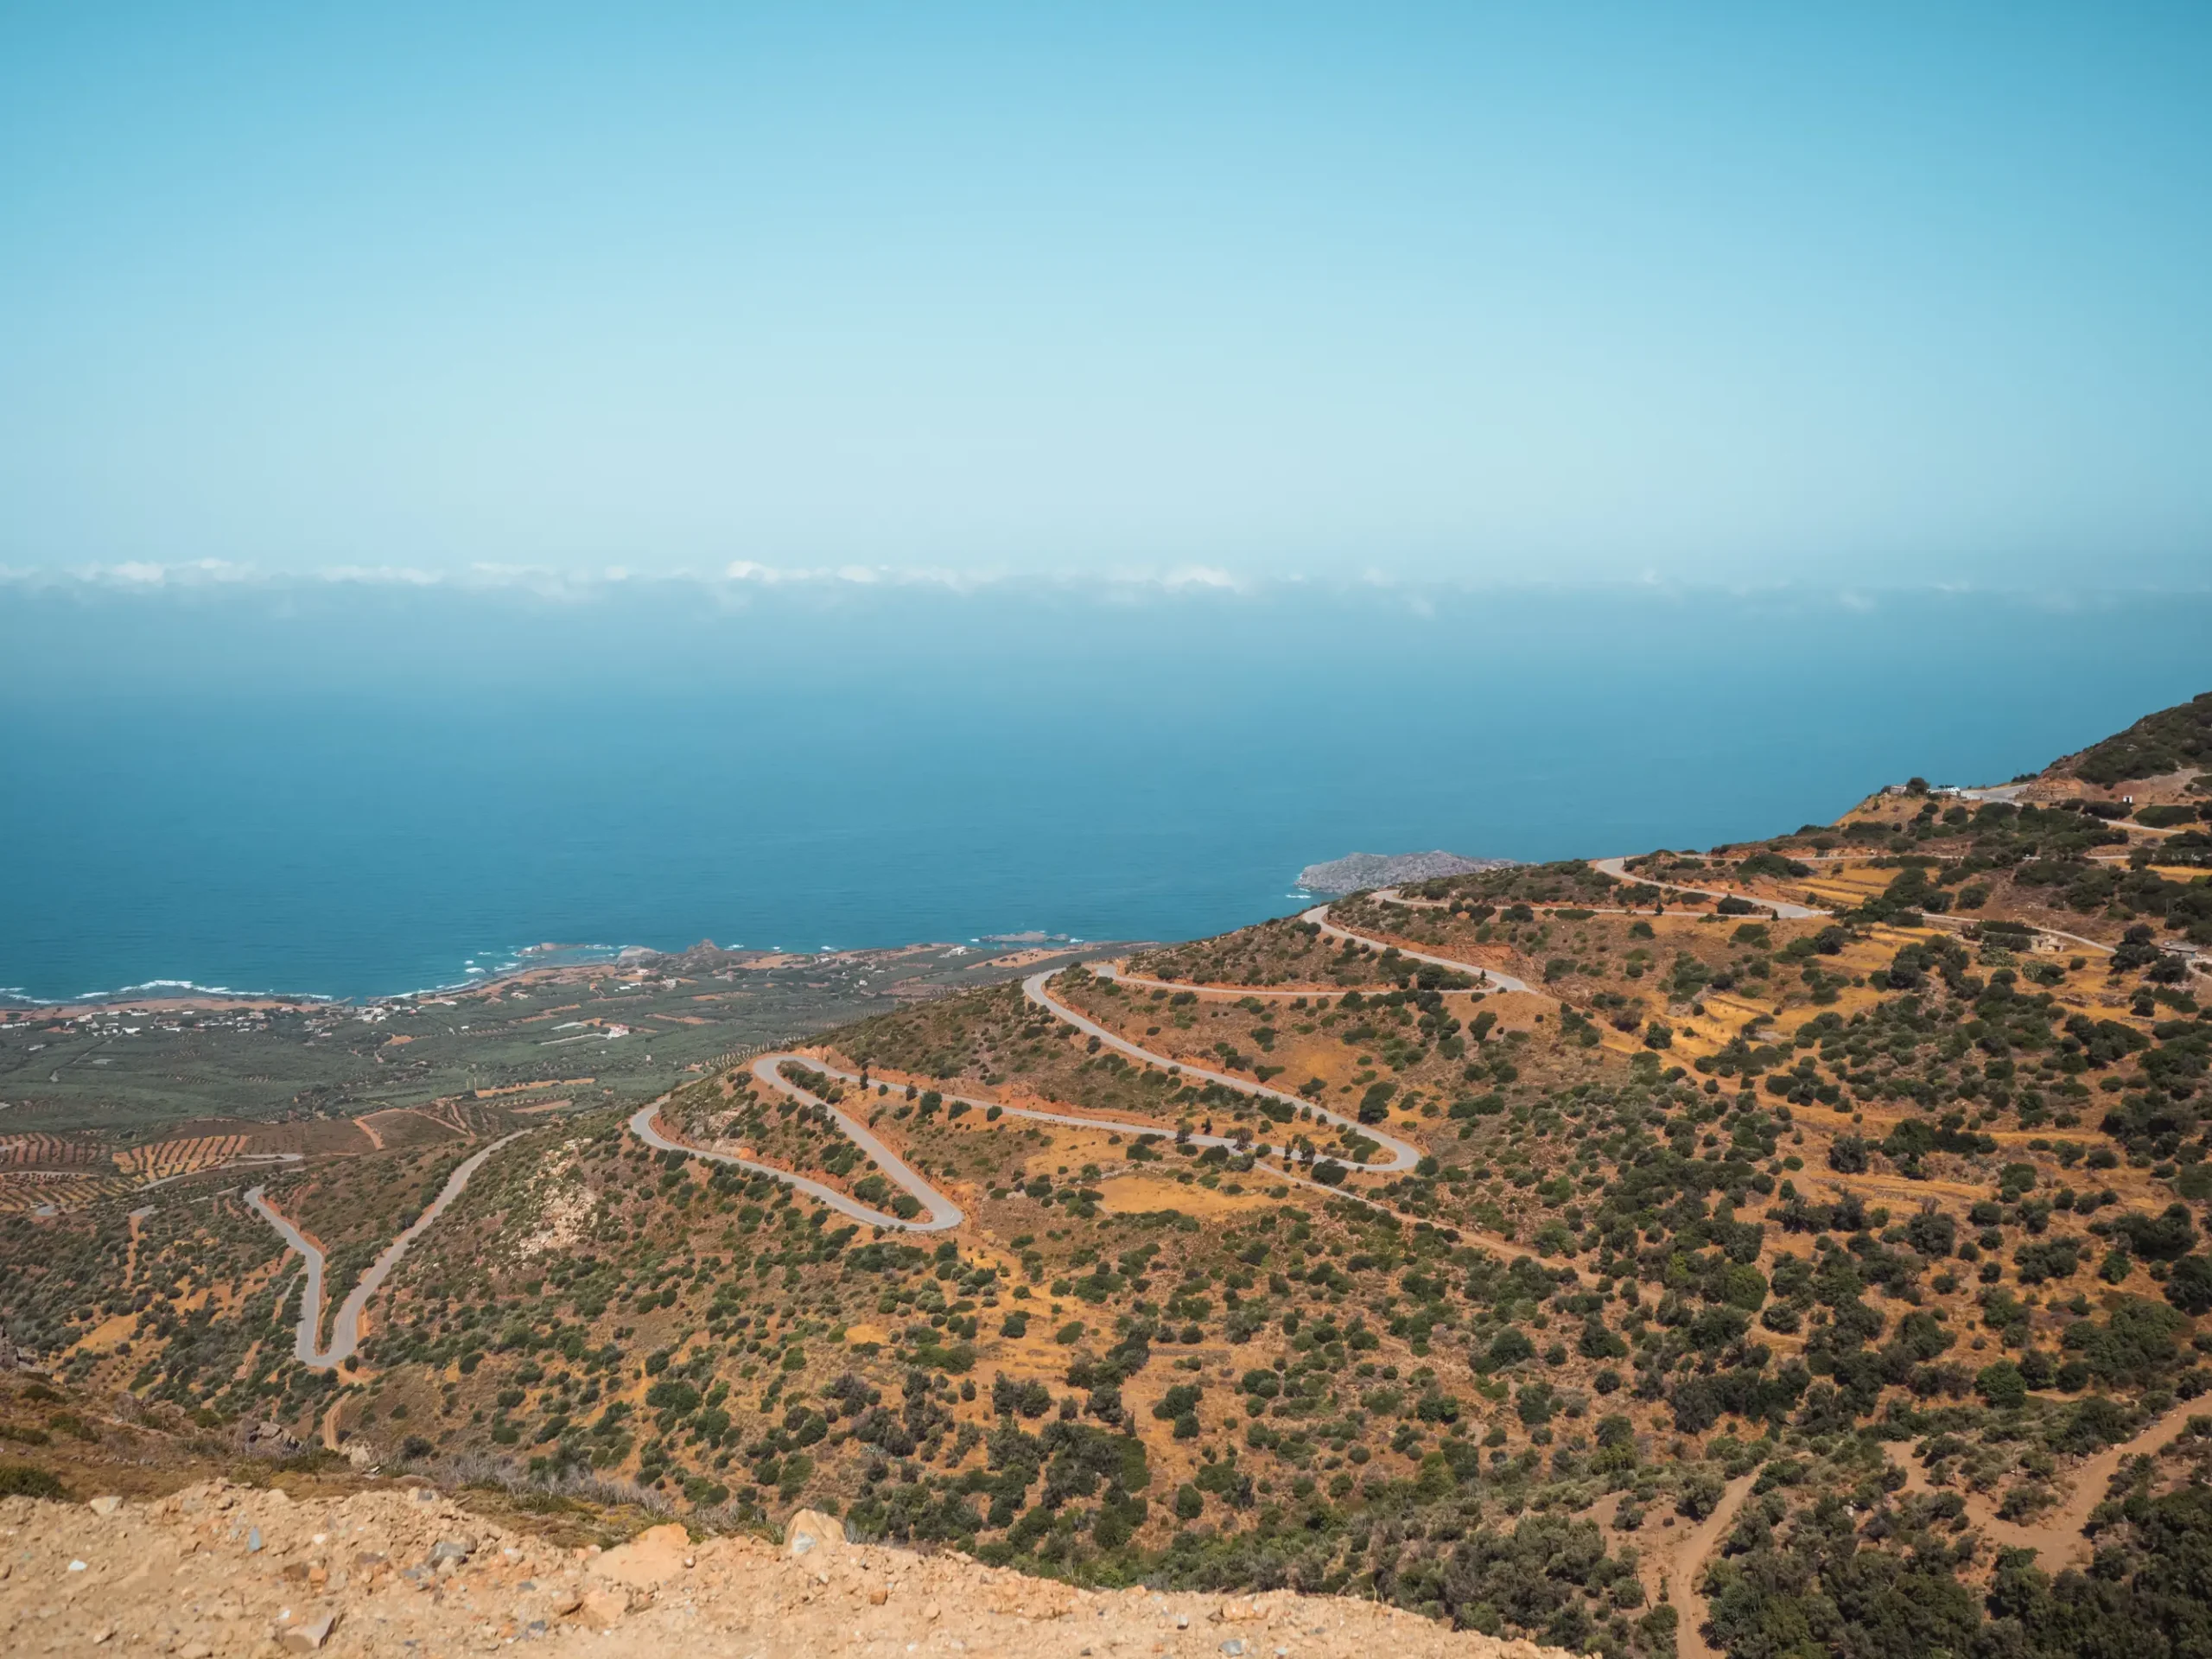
(0, 1484, 1580, 1659)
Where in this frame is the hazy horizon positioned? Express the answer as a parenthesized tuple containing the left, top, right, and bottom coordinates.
(4, 5, 2209, 588)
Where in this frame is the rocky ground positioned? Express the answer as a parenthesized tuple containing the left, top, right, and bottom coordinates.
(1, 1484, 1581, 1659)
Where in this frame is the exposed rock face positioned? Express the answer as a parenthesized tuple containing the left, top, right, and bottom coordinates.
(237, 1420, 304, 1457)
(0, 1483, 1586, 1659)
(1296, 851, 1518, 894)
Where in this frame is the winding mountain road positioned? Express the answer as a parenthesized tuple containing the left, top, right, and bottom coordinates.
(1300, 906, 1535, 993)
(1590, 856, 1829, 919)
(248, 1130, 528, 1370)
(1094, 964, 1335, 1000)
(634, 1018, 1429, 1232)
(631, 1059, 966, 1233)
(1023, 969, 1423, 1173)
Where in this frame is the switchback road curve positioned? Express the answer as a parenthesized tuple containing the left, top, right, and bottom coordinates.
(1301, 904, 1535, 994)
(630, 1058, 965, 1234)
(1022, 969, 1423, 1173)
(633, 1037, 1414, 1231)
(248, 1130, 529, 1371)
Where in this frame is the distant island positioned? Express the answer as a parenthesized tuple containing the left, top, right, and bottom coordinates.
(1294, 848, 1519, 893)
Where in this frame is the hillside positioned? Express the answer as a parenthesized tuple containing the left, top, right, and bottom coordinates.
(4, 691, 2212, 1659)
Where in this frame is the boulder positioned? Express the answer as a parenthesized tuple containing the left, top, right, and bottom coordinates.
(589, 1522, 692, 1588)
(785, 1508, 845, 1558)
(238, 1420, 303, 1457)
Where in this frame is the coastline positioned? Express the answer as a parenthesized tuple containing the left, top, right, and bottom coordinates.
(0, 933, 1141, 1021)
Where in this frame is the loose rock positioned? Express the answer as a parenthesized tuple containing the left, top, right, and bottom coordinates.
(280, 1613, 337, 1652)
(0, 1480, 1579, 1659)
(785, 1508, 846, 1559)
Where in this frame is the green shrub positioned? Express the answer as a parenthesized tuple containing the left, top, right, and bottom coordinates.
(0, 1462, 67, 1499)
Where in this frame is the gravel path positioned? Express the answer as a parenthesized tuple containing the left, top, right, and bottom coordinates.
(1667, 1473, 1758, 1659)
(1888, 1389, 2209, 1566)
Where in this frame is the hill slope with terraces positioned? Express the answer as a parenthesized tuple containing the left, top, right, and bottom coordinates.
(4, 691, 2212, 1659)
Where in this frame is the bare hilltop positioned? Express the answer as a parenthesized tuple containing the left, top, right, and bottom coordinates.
(1295, 850, 1518, 893)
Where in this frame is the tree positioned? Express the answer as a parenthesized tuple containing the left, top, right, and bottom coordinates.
(1976, 1359, 2026, 1409)
(2166, 1253, 2212, 1317)
(1357, 1083, 1397, 1124)
(2115, 1204, 2197, 1262)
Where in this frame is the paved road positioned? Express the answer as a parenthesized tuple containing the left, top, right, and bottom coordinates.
(631, 1058, 966, 1233)
(638, 1046, 1407, 1230)
(635, 978, 1558, 1253)
(1590, 855, 1829, 918)
(1024, 969, 1423, 1173)
(1921, 912, 2116, 959)
(1094, 964, 1332, 1000)
(1586, 855, 2148, 963)
(247, 1130, 529, 1370)
(1300, 905, 1535, 995)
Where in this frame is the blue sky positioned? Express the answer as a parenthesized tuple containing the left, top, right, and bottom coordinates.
(3, 3, 2209, 586)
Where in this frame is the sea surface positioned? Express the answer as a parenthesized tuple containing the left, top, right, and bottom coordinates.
(2, 577, 2205, 1003)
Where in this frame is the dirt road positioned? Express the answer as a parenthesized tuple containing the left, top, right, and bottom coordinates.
(1891, 1390, 2209, 1565)
(1666, 1474, 1757, 1659)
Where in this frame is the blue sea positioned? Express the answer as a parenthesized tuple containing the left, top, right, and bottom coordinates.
(2, 576, 2205, 1004)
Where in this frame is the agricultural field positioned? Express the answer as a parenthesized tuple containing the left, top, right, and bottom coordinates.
(0, 939, 1096, 1211)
